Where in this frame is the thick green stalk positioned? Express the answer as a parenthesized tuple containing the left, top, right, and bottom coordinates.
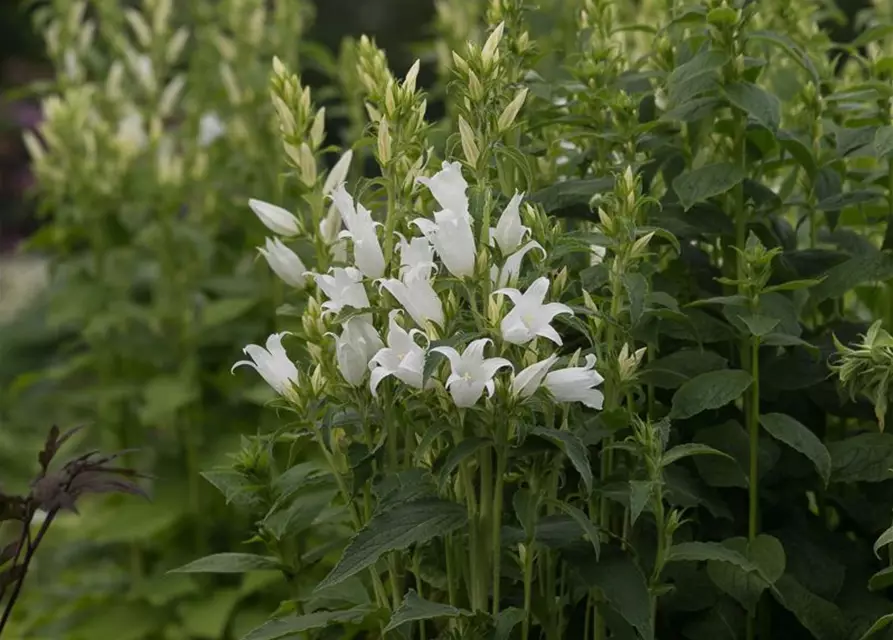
(479, 446, 493, 611)
(522, 542, 534, 640)
(383, 167, 399, 269)
(491, 437, 507, 614)
(747, 337, 761, 541)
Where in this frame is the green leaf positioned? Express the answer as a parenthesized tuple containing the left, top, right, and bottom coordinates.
(705, 536, 785, 612)
(747, 30, 819, 85)
(772, 574, 849, 640)
(811, 251, 893, 303)
(858, 614, 893, 640)
(816, 189, 883, 211)
(759, 413, 831, 486)
(736, 313, 779, 337)
(437, 437, 491, 491)
(383, 590, 471, 632)
(317, 498, 467, 590)
(873, 523, 893, 559)
(201, 470, 262, 509)
(629, 480, 652, 526)
(666, 541, 757, 571)
(531, 426, 593, 494)
(493, 608, 526, 640)
(529, 177, 614, 219)
(761, 278, 824, 294)
(662, 443, 733, 467)
(170, 554, 283, 574)
(673, 163, 746, 210)
(571, 548, 653, 640)
(240, 606, 375, 640)
(551, 500, 601, 559)
(201, 297, 257, 328)
(869, 566, 893, 592)
(139, 374, 199, 425)
(724, 81, 780, 131)
(875, 125, 893, 159)
(263, 489, 336, 540)
(829, 433, 893, 483)
(851, 24, 893, 48)
(669, 370, 753, 420)
(640, 349, 727, 389)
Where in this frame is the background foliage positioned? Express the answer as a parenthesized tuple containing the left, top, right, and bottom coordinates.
(5, 0, 893, 639)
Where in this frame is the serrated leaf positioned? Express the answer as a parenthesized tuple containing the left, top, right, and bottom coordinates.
(705, 536, 785, 612)
(875, 126, 893, 159)
(858, 613, 893, 640)
(772, 574, 848, 640)
(669, 370, 753, 420)
(724, 81, 780, 131)
(829, 433, 893, 483)
(737, 313, 779, 337)
(493, 608, 526, 640)
(672, 163, 746, 211)
(869, 566, 893, 592)
(240, 606, 375, 640)
(816, 190, 884, 211)
(662, 443, 733, 467)
(531, 426, 593, 494)
(762, 278, 824, 293)
(666, 541, 758, 571)
(623, 272, 648, 326)
(171, 554, 283, 574)
(383, 590, 470, 632)
(873, 523, 893, 559)
(640, 349, 728, 389)
(317, 498, 466, 590)
(759, 413, 831, 486)
(629, 480, 652, 526)
(201, 470, 262, 508)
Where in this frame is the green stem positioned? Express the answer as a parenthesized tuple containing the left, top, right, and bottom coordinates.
(522, 542, 534, 640)
(649, 486, 667, 629)
(479, 446, 493, 611)
(748, 337, 761, 541)
(383, 167, 399, 269)
(491, 440, 507, 615)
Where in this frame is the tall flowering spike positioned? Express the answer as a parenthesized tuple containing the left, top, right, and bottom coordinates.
(322, 149, 353, 197)
(257, 237, 309, 289)
(511, 354, 558, 399)
(232, 333, 299, 400)
(368, 310, 428, 396)
(544, 354, 605, 409)
(417, 161, 469, 216)
(413, 208, 476, 278)
(379, 267, 444, 328)
(249, 198, 300, 236)
(331, 316, 383, 387)
(312, 267, 370, 313)
(397, 234, 436, 279)
(494, 277, 573, 345)
(331, 184, 386, 279)
(491, 192, 528, 254)
(490, 240, 545, 288)
(431, 338, 513, 408)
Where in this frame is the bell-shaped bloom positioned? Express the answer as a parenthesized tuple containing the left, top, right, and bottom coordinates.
(249, 198, 299, 236)
(232, 333, 299, 400)
(379, 266, 444, 327)
(398, 234, 436, 280)
(417, 161, 469, 217)
(490, 240, 545, 288)
(413, 208, 476, 278)
(490, 192, 527, 254)
(432, 338, 513, 408)
(544, 354, 604, 409)
(322, 149, 354, 197)
(312, 267, 369, 313)
(331, 184, 386, 279)
(257, 237, 308, 289)
(495, 277, 573, 346)
(330, 316, 383, 387)
(198, 112, 225, 147)
(511, 354, 558, 399)
(368, 310, 428, 396)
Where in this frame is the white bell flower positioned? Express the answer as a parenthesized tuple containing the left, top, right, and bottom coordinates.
(249, 199, 299, 236)
(312, 267, 369, 314)
(494, 276, 573, 345)
(330, 316, 383, 387)
(511, 354, 559, 399)
(232, 333, 299, 400)
(490, 240, 545, 288)
(397, 234, 436, 280)
(331, 184, 386, 279)
(379, 266, 444, 328)
(413, 208, 476, 278)
(544, 354, 605, 409)
(257, 237, 308, 289)
(490, 192, 527, 254)
(416, 160, 469, 217)
(368, 310, 428, 396)
(322, 149, 354, 196)
(431, 338, 513, 408)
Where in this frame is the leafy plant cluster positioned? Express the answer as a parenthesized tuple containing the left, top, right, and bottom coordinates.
(8, 0, 893, 639)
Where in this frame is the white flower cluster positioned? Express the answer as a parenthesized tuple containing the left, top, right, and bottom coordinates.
(235, 161, 604, 411)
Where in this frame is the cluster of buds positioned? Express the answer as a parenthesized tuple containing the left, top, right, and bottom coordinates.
(270, 57, 326, 187)
(832, 321, 893, 431)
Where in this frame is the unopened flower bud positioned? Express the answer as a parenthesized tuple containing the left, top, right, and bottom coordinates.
(497, 87, 528, 132)
(481, 22, 505, 67)
(458, 116, 480, 166)
(377, 119, 392, 165)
